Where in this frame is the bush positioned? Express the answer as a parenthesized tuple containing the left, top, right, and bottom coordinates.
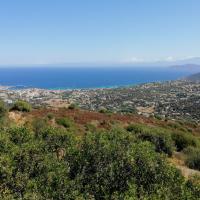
(8, 126, 33, 145)
(68, 103, 78, 110)
(11, 100, 32, 112)
(99, 108, 109, 113)
(32, 118, 48, 136)
(0, 120, 199, 199)
(126, 124, 143, 134)
(172, 132, 197, 151)
(56, 117, 73, 128)
(67, 129, 189, 199)
(46, 113, 54, 120)
(184, 147, 200, 170)
(186, 175, 200, 199)
(138, 131, 174, 156)
(0, 100, 7, 118)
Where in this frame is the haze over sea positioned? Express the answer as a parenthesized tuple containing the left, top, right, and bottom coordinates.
(0, 67, 192, 90)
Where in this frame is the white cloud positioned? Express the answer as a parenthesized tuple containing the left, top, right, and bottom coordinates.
(122, 56, 198, 64)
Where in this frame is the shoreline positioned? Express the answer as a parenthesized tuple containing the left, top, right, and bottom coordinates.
(0, 80, 172, 91)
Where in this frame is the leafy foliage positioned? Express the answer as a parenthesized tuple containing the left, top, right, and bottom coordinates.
(184, 146, 200, 170)
(11, 100, 32, 112)
(68, 103, 78, 110)
(0, 115, 199, 199)
(0, 100, 7, 118)
(172, 132, 198, 151)
(138, 131, 174, 156)
(56, 117, 74, 128)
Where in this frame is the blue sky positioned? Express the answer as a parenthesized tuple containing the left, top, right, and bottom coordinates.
(0, 0, 199, 65)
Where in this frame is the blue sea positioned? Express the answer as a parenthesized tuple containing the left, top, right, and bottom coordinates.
(0, 67, 192, 89)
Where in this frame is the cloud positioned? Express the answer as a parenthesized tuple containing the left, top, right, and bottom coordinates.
(122, 57, 146, 63)
(122, 56, 198, 64)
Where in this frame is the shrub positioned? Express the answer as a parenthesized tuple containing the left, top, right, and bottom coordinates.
(186, 175, 200, 199)
(32, 118, 48, 136)
(56, 117, 73, 128)
(99, 108, 108, 113)
(39, 127, 76, 153)
(68, 103, 78, 110)
(0, 120, 199, 199)
(0, 100, 7, 118)
(46, 113, 54, 120)
(184, 147, 200, 170)
(11, 100, 32, 112)
(126, 124, 143, 134)
(138, 131, 174, 156)
(8, 127, 33, 145)
(172, 132, 197, 151)
(154, 114, 162, 120)
(67, 129, 188, 199)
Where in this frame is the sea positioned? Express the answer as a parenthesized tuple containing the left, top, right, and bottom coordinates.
(0, 66, 193, 90)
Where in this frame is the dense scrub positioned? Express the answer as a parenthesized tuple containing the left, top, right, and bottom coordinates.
(0, 122, 199, 199)
(184, 147, 200, 170)
(0, 103, 200, 199)
(10, 100, 32, 112)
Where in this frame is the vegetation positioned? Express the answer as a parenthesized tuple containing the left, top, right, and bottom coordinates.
(172, 132, 198, 151)
(68, 103, 78, 110)
(138, 131, 174, 156)
(0, 100, 7, 118)
(0, 103, 200, 199)
(56, 117, 74, 129)
(184, 147, 200, 170)
(11, 100, 32, 112)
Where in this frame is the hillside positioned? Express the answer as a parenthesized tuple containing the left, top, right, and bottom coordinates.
(186, 72, 200, 82)
(170, 64, 200, 72)
(0, 101, 200, 199)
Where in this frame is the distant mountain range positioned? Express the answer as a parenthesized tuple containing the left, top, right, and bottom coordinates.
(170, 64, 200, 72)
(122, 57, 200, 67)
(185, 72, 200, 82)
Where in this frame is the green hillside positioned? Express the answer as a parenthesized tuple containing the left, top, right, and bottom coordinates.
(0, 101, 200, 199)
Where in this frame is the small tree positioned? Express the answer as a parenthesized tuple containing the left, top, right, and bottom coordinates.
(0, 100, 7, 118)
(11, 100, 32, 112)
(68, 103, 78, 110)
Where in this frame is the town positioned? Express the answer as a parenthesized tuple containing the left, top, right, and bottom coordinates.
(0, 80, 200, 122)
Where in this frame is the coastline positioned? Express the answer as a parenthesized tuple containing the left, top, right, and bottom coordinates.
(0, 81, 167, 91)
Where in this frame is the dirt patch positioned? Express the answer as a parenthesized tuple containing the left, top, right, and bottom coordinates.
(169, 152, 200, 179)
(8, 111, 26, 125)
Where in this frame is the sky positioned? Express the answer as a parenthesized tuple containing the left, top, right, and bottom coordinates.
(0, 0, 200, 65)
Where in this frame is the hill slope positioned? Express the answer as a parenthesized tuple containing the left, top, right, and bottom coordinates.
(1, 105, 200, 199)
(186, 72, 200, 82)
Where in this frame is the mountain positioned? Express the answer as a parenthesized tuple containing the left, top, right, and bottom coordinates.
(185, 72, 200, 82)
(170, 64, 200, 72)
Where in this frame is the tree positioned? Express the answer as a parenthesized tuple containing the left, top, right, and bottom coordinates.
(0, 100, 7, 118)
(11, 100, 32, 112)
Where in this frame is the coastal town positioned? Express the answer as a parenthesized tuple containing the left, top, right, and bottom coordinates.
(0, 80, 200, 122)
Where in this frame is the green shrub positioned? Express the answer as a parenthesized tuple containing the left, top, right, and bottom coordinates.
(46, 113, 54, 120)
(138, 131, 174, 156)
(0, 100, 7, 118)
(68, 103, 78, 110)
(0, 119, 199, 199)
(8, 127, 33, 145)
(67, 129, 189, 199)
(32, 118, 48, 136)
(126, 124, 143, 134)
(154, 114, 162, 120)
(99, 108, 108, 113)
(186, 175, 200, 199)
(56, 117, 73, 128)
(172, 132, 197, 151)
(39, 127, 75, 153)
(11, 100, 32, 112)
(184, 147, 200, 170)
